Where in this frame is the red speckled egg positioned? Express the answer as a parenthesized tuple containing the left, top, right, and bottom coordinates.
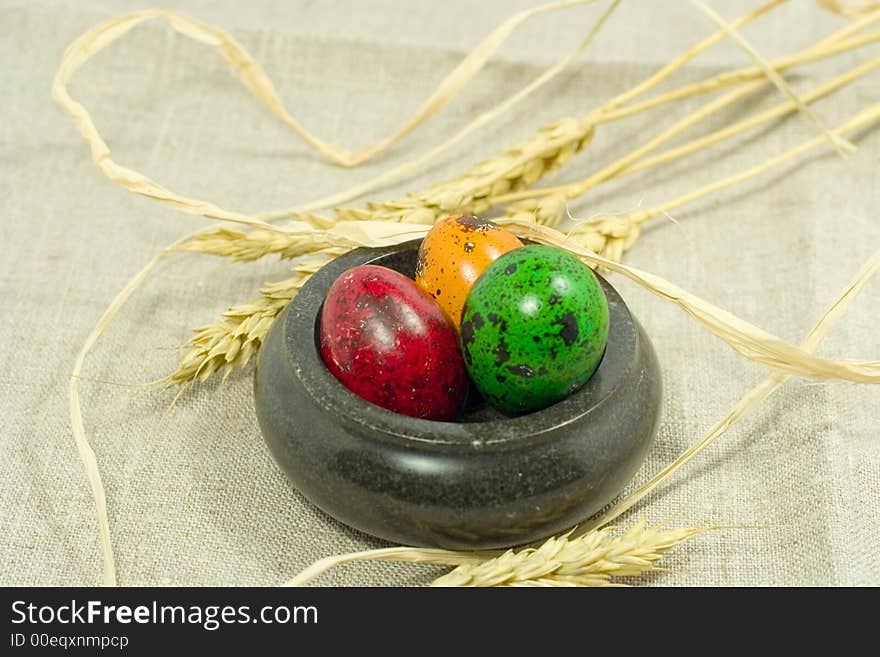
(319, 264, 468, 421)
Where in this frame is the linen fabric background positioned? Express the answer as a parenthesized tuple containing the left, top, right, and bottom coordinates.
(1, 0, 878, 586)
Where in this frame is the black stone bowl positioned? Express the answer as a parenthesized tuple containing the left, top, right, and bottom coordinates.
(254, 239, 661, 550)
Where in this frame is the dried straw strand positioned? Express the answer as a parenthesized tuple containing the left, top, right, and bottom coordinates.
(258, 0, 785, 221)
(634, 101, 880, 223)
(622, 56, 880, 176)
(54, 1, 603, 168)
(820, 0, 880, 19)
(689, 0, 855, 156)
(282, 547, 491, 587)
(578, 247, 880, 535)
(509, 97, 880, 260)
(507, 218, 880, 384)
(595, 0, 788, 114)
(68, 234, 194, 586)
(601, 15, 880, 123)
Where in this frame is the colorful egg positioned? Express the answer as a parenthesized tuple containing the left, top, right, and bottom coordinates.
(319, 264, 468, 421)
(415, 215, 523, 324)
(459, 245, 609, 416)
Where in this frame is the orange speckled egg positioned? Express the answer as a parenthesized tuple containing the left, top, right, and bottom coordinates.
(414, 215, 524, 325)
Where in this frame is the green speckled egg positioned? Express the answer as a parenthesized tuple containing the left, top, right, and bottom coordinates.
(459, 244, 609, 415)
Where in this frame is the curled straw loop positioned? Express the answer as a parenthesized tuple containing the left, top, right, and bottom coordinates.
(50, 0, 604, 229)
(52, 1, 601, 168)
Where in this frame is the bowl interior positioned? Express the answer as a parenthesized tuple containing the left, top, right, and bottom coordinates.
(286, 240, 638, 448)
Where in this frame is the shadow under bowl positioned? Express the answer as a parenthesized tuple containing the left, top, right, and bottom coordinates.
(254, 239, 661, 550)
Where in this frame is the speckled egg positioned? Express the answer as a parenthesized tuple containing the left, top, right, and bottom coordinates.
(319, 264, 468, 421)
(459, 245, 609, 415)
(415, 215, 523, 324)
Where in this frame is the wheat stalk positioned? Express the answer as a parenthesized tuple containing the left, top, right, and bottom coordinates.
(258, 1, 789, 225)
(567, 99, 880, 259)
(502, 55, 880, 260)
(182, 13, 879, 266)
(339, 118, 594, 226)
(497, 77, 775, 235)
(289, 4, 877, 229)
(693, 0, 854, 155)
(182, 44, 880, 264)
(599, 20, 880, 122)
(181, 3, 875, 251)
(175, 95, 880, 387)
(487, 15, 880, 215)
(430, 521, 706, 587)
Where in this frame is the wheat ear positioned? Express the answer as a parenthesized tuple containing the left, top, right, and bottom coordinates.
(258, 0, 788, 224)
(431, 521, 706, 587)
(166, 257, 332, 386)
(186, 12, 879, 263)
